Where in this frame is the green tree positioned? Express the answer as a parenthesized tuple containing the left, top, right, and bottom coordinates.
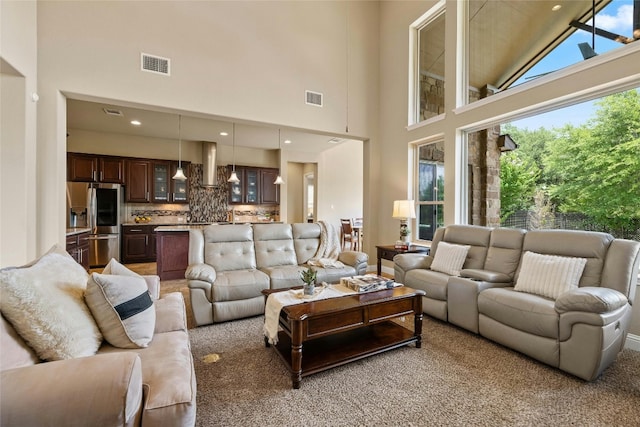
(545, 91, 640, 231)
(499, 153, 538, 221)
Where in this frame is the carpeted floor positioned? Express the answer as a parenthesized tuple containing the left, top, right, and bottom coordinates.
(189, 316, 640, 427)
(141, 265, 640, 426)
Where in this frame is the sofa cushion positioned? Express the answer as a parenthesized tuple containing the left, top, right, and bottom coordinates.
(212, 270, 270, 301)
(85, 273, 156, 348)
(430, 242, 470, 276)
(261, 265, 306, 289)
(154, 292, 188, 333)
(405, 269, 450, 301)
(0, 245, 102, 361)
(102, 258, 140, 277)
(514, 251, 587, 299)
(478, 287, 559, 339)
(1, 315, 39, 370)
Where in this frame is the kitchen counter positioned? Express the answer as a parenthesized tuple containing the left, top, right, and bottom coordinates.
(66, 227, 92, 236)
(154, 222, 282, 232)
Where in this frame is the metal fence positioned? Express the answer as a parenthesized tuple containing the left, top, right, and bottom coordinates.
(501, 211, 640, 241)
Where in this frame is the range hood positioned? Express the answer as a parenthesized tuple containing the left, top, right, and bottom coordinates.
(201, 141, 218, 187)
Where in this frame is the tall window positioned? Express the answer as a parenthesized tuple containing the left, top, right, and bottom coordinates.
(416, 143, 444, 241)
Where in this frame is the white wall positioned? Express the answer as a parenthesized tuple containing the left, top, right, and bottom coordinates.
(0, 0, 38, 268)
(35, 1, 379, 254)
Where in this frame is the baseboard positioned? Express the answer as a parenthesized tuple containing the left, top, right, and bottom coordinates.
(625, 333, 640, 351)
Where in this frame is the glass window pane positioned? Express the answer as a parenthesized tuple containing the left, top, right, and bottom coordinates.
(417, 11, 445, 122)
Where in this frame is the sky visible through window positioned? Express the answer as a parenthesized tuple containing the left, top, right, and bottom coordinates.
(513, 0, 635, 130)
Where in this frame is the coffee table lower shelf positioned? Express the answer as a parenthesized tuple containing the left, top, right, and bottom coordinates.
(272, 321, 417, 382)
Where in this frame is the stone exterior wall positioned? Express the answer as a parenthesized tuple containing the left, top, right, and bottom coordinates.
(420, 78, 501, 227)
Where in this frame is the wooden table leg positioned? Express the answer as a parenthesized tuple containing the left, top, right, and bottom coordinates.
(290, 319, 303, 389)
(414, 312, 423, 348)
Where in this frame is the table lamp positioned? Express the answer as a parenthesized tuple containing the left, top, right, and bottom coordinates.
(392, 200, 416, 243)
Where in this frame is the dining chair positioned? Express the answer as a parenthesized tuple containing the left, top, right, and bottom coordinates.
(340, 219, 356, 250)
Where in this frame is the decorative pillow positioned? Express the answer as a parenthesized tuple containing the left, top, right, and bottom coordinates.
(430, 242, 471, 276)
(102, 258, 142, 277)
(0, 245, 102, 361)
(85, 273, 155, 348)
(514, 251, 587, 299)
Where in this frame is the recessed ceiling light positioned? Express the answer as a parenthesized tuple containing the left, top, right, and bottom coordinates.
(284, 139, 292, 144)
(220, 132, 228, 136)
(130, 120, 141, 126)
(552, 4, 561, 11)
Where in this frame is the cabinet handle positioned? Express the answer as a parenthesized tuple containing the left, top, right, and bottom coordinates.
(100, 171, 103, 181)
(93, 170, 97, 181)
(129, 229, 143, 232)
(147, 192, 149, 201)
(145, 235, 149, 245)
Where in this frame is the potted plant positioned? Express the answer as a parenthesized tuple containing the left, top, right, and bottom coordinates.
(300, 267, 317, 296)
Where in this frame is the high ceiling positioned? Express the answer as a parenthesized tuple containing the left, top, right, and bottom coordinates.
(69, 1, 615, 148)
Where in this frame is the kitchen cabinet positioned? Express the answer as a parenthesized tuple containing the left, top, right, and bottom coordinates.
(125, 159, 151, 203)
(151, 161, 190, 204)
(67, 153, 124, 184)
(156, 231, 189, 280)
(228, 166, 279, 205)
(66, 231, 90, 271)
(121, 225, 156, 263)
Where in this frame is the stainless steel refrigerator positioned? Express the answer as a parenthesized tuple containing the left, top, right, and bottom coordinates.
(66, 182, 122, 267)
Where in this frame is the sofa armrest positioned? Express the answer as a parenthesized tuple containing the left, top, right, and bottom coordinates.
(460, 269, 511, 283)
(555, 287, 628, 314)
(1, 352, 143, 427)
(394, 254, 433, 271)
(338, 251, 368, 266)
(185, 263, 216, 283)
(142, 275, 160, 300)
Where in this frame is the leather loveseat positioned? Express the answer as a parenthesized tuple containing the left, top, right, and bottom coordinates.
(394, 225, 640, 381)
(186, 222, 368, 326)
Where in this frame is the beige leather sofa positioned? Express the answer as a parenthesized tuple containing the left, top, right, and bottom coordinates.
(394, 225, 640, 381)
(187, 223, 368, 326)
(1, 275, 196, 426)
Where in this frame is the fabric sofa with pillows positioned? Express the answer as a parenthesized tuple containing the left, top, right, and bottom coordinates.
(187, 222, 368, 326)
(394, 225, 640, 381)
(0, 246, 196, 426)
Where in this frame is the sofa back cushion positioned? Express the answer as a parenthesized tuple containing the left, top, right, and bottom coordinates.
(203, 224, 256, 272)
(253, 224, 298, 269)
(484, 228, 526, 278)
(1, 314, 39, 371)
(518, 229, 613, 287)
(292, 223, 322, 264)
(432, 225, 491, 270)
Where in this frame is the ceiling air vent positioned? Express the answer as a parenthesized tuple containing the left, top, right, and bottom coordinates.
(141, 53, 170, 76)
(328, 137, 346, 144)
(103, 108, 123, 117)
(305, 90, 323, 107)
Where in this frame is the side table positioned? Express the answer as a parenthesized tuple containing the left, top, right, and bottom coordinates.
(376, 244, 430, 276)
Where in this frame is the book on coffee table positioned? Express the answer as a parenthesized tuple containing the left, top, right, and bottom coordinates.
(340, 274, 397, 293)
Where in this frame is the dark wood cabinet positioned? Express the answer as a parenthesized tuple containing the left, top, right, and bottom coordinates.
(125, 159, 151, 203)
(68, 153, 124, 184)
(121, 225, 156, 263)
(66, 231, 90, 271)
(151, 161, 190, 204)
(228, 165, 279, 205)
(156, 231, 189, 280)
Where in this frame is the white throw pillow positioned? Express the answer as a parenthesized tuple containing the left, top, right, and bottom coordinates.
(430, 242, 471, 276)
(514, 251, 587, 299)
(0, 245, 102, 361)
(85, 273, 155, 348)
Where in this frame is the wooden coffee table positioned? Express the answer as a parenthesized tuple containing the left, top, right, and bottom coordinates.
(263, 286, 425, 389)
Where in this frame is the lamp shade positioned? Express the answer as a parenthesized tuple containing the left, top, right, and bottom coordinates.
(392, 200, 416, 219)
(172, 166, 187, 181)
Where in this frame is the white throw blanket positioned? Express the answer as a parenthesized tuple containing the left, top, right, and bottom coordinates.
(263, 284, 355, 345)
(307, 220, 345, 268)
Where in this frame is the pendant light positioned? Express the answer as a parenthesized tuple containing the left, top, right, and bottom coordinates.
(227, 123, 240, 183)
(274, 129, 285, 185)
(172, 115, 187, 181)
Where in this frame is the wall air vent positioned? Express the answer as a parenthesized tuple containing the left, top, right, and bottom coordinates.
(141, 53, 171, 76)
(103, 108, 123, 117)
(305, 90, 323, 107)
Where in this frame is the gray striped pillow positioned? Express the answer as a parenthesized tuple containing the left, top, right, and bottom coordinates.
(430, 242, 471, 276)
(514, 251, 587, 299)
(85, 273, 155, 348)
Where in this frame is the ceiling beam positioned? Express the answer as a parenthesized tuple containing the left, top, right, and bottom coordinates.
(569, 20, 634, 44)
